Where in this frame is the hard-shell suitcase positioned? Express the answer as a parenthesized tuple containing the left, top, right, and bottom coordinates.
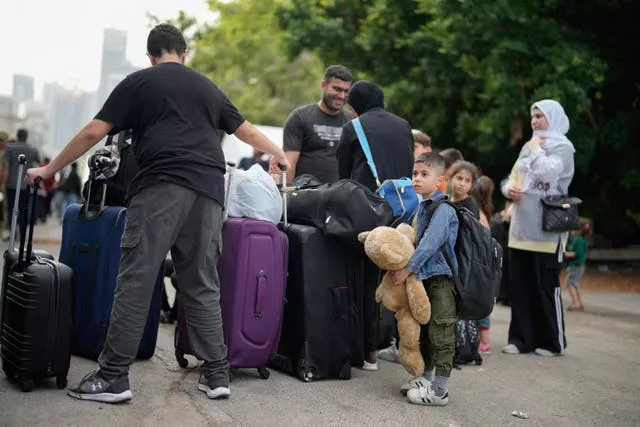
(1, 176, 73, 392)
(174, 163, 289, 379)
(1, 156, 53, 328)
(59, 162, 163, 361)
(270, 223, 352, 381)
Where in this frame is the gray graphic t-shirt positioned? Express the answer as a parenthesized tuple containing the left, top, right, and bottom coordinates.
(283, 104, 350, 183)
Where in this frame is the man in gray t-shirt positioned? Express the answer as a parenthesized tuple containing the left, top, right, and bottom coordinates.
(2, 129, 41, 233)
(282, 65, 352, 184)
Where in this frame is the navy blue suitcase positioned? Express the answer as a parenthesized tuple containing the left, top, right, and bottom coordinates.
(59, 203, 163, 360)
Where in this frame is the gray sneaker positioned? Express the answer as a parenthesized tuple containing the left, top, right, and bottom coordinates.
(67, 370, 132, 403)
(377, 341, 400, 364)
(198, 374, 231, 400)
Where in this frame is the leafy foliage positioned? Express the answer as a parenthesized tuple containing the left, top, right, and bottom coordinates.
(277, 0, 639, 245)
(151, 1, 325, 126)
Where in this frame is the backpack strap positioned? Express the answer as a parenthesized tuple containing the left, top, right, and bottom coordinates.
(352, 118, 382, 188)
(424, 197, 462, 290)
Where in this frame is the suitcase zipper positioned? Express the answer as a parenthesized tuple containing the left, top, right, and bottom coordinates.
(43, 258, 59, 376)
(51, 259, 61, 374)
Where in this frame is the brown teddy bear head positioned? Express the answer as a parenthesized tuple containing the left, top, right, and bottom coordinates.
(358, 223, 416, 271)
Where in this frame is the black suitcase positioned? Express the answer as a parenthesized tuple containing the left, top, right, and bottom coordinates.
(1, 178, 73, 392)
(0, 157, 54, 334)
(271, 224, 352, 381)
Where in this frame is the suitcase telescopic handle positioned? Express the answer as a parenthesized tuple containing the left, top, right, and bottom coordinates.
(279, 164, 287, 227)
(223, 161, 236, 221)
(8, 154, 27, 251)
(25, 178, 42, 266)
(17, 176, 40, 271)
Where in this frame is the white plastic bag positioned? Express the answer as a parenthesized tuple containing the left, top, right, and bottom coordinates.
(226, 164, 282, 224)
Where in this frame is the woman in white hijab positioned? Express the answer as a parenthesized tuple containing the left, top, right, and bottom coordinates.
(501, 99, 575, 357)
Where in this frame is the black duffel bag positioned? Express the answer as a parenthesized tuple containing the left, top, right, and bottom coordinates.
(286, 178, 393, 242)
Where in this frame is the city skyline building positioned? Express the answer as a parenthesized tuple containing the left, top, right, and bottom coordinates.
(12, 74, 34, 105)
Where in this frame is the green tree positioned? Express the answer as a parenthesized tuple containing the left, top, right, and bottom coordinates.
(148, 1, 325, 126)
(278, 0, 639, 245)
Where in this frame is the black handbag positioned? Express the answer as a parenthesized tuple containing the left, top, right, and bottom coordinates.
(540, 195, 582, 232)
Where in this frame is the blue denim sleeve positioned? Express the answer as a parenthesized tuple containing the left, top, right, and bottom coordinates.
(405, 205, 453, 273)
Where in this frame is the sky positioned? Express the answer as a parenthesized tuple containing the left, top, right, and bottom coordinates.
(0, 0, 214, 98)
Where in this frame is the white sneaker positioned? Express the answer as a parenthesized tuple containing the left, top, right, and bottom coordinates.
(360, 360, 379, 371)
(400, 377, 429, 396)
(377, 344, 400, 363)
(502, 344, 521, 354)
(535, 348, 562, 357)
(406, 382, 449, 406)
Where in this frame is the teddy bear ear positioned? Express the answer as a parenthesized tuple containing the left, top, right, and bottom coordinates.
(396, 223, 416, 244)
(380, 243, 404, 265)
(358, 231, 370, 243)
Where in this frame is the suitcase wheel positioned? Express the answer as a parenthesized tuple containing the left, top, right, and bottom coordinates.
(297, 366, 316, 382)
(257, 367, 270, 380)
(175, 347, 189, 369)
(20, 379, 34, 392)
(56, 376, 68, 389)
(177, 355, 189, 369)
(174, 328, 189, 369)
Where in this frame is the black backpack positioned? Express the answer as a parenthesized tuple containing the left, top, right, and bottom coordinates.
(427, 198, 503, 320)
(82, 130, 138, 207)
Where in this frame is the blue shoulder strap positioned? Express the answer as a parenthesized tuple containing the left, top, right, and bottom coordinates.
(352, 118, 381, 186)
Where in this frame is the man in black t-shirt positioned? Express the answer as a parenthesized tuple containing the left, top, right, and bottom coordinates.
(26, 24, 290, 404)
(281, 65, 352, 183)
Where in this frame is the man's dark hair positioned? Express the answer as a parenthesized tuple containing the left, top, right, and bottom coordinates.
(16, 128, 28, 142)
(439, 148, 464, 168)
(415, 152, 446, 176)
(324, 65, 352, 83)
(147, 24, 187, 57)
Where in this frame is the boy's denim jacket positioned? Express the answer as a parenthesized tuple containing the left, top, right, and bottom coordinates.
(405, 190, 459, 281)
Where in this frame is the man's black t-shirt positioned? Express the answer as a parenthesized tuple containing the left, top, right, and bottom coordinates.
(283, 104, 350, 183)
(95, 62, 245, 206)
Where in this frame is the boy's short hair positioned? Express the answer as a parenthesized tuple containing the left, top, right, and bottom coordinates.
(449, 160, 479, 182)
(324, 65, 352, 83)
(415, 152, 446, 176)
(440, 148, 464, 168)
(413, 131, 431, 148)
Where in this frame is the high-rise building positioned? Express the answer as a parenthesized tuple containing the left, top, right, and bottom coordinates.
(12, 74, 34, 104)
(0, 96, 16, 136)
(97, 29, 142, 106)
(43, 83, 92, 153)
(98, 29, 128, 104)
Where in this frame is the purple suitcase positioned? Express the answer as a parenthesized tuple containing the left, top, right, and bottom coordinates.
(175, 164, 289, 379)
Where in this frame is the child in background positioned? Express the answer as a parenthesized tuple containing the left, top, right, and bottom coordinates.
(564, 220, 591, 311)
(413, 131, 432, 158)
(471, 176, 496, 353)
(438, 148, 464, 194)
(448, 160, 480, 219)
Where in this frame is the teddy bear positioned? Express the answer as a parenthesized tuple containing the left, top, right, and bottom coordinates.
(358, 223, 431, 378)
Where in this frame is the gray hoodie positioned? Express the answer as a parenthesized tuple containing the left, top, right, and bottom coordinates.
(502, 100, 575, 254)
